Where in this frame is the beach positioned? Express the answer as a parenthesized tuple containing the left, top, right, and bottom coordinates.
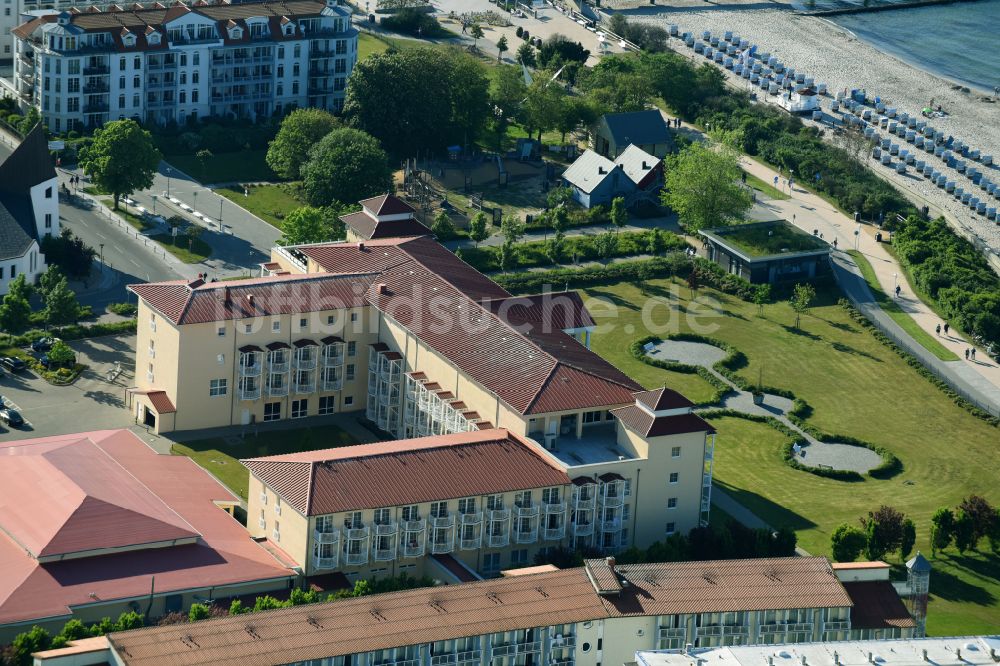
(612, 0, 1000, 255)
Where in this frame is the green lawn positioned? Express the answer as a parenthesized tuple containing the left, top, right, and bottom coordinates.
(744, 170, 790, 200)
(151, 233, 213, 264)
(583, 276, 1000, 634)
(100, 199, 151, 231)
(358, 32, 391, 60)
(849, 250, 958, 361)
(171, 424, 359, 498)
(166, 149, 276, 185)
(217, 183, 306, 228)
(710, 221, 828, 257)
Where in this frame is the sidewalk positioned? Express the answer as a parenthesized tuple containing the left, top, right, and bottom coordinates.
(737, 155, 1000, 415)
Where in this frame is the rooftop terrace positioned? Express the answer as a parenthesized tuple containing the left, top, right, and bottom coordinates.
(539, 423, 638, 467)
(702, 220, 831, 258)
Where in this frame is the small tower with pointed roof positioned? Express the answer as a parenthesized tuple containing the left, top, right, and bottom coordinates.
(906, 551, 931, 637)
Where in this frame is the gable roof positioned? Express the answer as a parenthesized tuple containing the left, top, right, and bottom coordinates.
(359, 194, 415, 217)
(611, 404, 714, 438)
(842, 581, 917, 630)
(128, 273, 375, 325)
(0, 124, 55, 260)
(635, 387, 694, 411)
(243, 428, 570, 515)
(339, 210, 430, 240)
(561, 150, 618, 194)
(615, 143, 660, 185)
(600, 110, 671, 147)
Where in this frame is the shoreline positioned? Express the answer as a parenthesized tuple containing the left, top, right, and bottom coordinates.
(793, 0, 983, 16)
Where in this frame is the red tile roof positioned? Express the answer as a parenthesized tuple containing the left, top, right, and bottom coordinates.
(242, 429, 570, 516)
(143, 390, 176, 414)
(360, 194, 416, 217)
(842, 581, 917, 629)
(340, 210, 430, 241)
(129, 273, 375, 325)
(611, 404, 715, 437)
(483, 291, 596, 330)
(635, 387, 694, 411)
(0, 430, 293, 627)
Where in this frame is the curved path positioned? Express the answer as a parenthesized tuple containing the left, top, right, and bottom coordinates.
(649, 339, 883, 473)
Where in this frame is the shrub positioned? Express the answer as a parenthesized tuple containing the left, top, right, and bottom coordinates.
(515, 26, 523, 37)
(380, 7, 448, 37)
(107, 302, 138, 317)
(831, 523, 868, 562)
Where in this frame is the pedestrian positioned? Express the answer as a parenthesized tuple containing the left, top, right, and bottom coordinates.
(965, 348, 970, 360)
(832, 238, 838, 249)
(935, 324, 941, 336)
(895, 284, 901, 298)
(944, 322, 949, 335)
(972, 348, 976, 361)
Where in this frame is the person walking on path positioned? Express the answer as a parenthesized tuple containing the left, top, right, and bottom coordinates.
(966, 348, 970, 360)
(936, 324, 941, 336)
(944, 322, 950, 335)
(895, 284, 901, 298)
(972, 348, 977, 361)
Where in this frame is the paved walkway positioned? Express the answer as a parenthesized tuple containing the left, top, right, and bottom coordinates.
(650, 339, 883, 473)
(736, 155, 1000, 416)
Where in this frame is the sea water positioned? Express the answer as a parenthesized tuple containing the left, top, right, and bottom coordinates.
(830, 0, 1000, 94)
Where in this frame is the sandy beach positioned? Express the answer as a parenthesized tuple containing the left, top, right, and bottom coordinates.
(609, 0, 1000, 255)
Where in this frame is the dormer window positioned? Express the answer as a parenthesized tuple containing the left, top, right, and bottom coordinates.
(284, 24, 293, 35)
(148, 32, 160, 44)
(123, 33, 136, 47)
(229, 26, 243, 39)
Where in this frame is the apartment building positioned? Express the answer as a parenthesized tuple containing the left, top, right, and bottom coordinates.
(10, 0, 355, 132)
(0, 429, 295, 642)
(36, 556, 919, 666)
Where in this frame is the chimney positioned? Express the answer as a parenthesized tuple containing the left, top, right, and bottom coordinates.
(357, 241, 366, 251)
(605, 556, 616, 571)
(376, 283, 388, 295)
(598, 166, 606, 175)
(685, 644, 694, 656)
(768, 657, 774, 666)
(246, 294, 255, 309)
(642, 160, 649, 169)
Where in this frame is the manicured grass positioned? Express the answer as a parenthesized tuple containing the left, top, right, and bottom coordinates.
(165, 149, 276, 185)
(743, 170, 790, 200)
(358, 32, 391, 60)
(100, 198, 151, 230)
(151, 233, 212, 263)
(217, 183, 306, 228)
(171, 424, 359, 498)
(710, 220, 828, 257)
(849, 250, 959, 361)
(583, 276, 1000, 634)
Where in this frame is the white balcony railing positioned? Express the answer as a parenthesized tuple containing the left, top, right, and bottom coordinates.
(344, 549, 368, 566)
(294, 348, 318, 370)
(239, 359, 262, 377)
(313, 555, 338, 570)
(601, 518, 623, 533)
(601, 493, 624, 509)
(267, 376, 289, 397)
(314, 529, 340, 544)
(239, 383, 261, 401)
(573, 520, 595, 537)
(543, 522, 566, 541)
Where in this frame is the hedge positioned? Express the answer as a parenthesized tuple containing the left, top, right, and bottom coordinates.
(628, 335, 730, 406)
(838, 298, 999, 426)
(663, 332, 795, 398)
(0, 319, 137, 348)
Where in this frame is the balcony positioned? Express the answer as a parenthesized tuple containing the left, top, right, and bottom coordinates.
(294, 374, 316, 394)
(267, 376, 289, 397)
(268, 355, 290, 373)
(601, 493, 624, 509)
(239, 381, 261, 401)
(83, 65, 109, 76)
(572, 520, 594, 537)
(83, 83, 109, 94)
(824, 621, 850, 631)
(313, 555, 338, 570)
(372, 527, 397, 562)
(456, 650, 481, 665)
(543, 521, 566, 541)
(83, 103, 109, 113)
(550, 635, 576, 649)
(658, 627, 686, 640)
(492, 641, 542, 658)
(314, 528, 340, 544)
(239, 352, 263, 377)
(544, 500, 567, 516)
(322, 344, 345, 367)
(294, 347, 318, 370)
(601, 517, 622, 533)
(322, 374, 343, 392)
(344, 548, 368, 566)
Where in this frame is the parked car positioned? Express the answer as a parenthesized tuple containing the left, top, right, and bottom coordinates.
(29, 350, 50, 369)
(1, 357, 27, 373)
(30, 337, 59, 352)
(0, 407, 24, 427)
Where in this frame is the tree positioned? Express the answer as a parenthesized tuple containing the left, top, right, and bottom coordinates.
(300, 127, 392, 207)
(594, 230, 617, 262)
(522, 75, 567, 142)
(496, 34, 509, 62)
(537, 33, 589, 69)
(900, 518, 917, 560)
(78, 119, 160, 209)
(861, 505, 906, 561)
(195, 148, 214, 181)
(38, 264, 66, 299)
(545, 231, 565, 265)
(647, 228, 667, 255)
(228, 599, 249, 615)
(280, 206, 332, 246)
(185, 224, 204, 251)
(790, 283, 816, 328)
(44, 277, 81, 326)
(498, 215, 525, 273)
(954, 510, 976, 553)
(18, 107, 41, 137)
(469, 211, 489, 246)
(609, 196, 628, 232)
(431, 210, 457, 240)
(9, 626, 52, 666)
(930, 507, 955, 555)
(753, 284, 772, 316)
(40, 229, 97, 280)
(0, 274, 32, 333)
(345, 48, 489, 156)
(469, 23, 484, 48)
(516, 42, 536, 67)
(47, 340, 76, 369)
(547, 186, 573, 209)
(265, 108, 339, 179)
(661, 142, 752, 232)
(188, 603, 211, 622)
(958, 495, 998, 547)
(830, 523, 867, 562)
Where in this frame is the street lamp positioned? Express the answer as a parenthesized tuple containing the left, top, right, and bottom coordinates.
(166, 167, 172, 197)
(151, 194, 157, 216)
(193, 190, 198, 213)
(99, 243, 105, 272)
(893, 272, 898, 296)
(219, 197, 224, 230)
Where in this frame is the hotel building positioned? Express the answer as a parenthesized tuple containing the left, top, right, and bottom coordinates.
(10, 0, 355, 132)
(33, 556, 919, 666)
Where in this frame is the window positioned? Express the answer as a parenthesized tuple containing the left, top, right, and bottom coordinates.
(278, 46, 284, 58)
(344, 396, 354, 406)
(624, 479, 631, 496)
(133, 75, 140, 87)
(258, 509, 265, 529)
(373, 508, 390, 525)
(510, 549, 528, 566)
(542, 487, 560, 504)
(401, 505, 419, 521)
(291, 398, 308, 418)
(326, 315, 335, 325)
(273, 520, 280, 541)
(119, 56, 126, 70)
(457, 497, 476, 514)
(272, 320, 280, 332)
(486, 494, 503, 510)
(134, 56, 140, 69)
(179, 91, 185, 104)
(244, 324, 252, 333)
(350, 312, 358, 322)
(44, 186, 52, 199)
(192, 71, 199, 84)
(347, 341, 356, 356)
(292, 64, 299, 76)
(622, 504, 630, 521)
(274, 496, 281, 515)
(44, 213, 52, 228)
(263, 402, 281, 422)
(666, 522, 676, 535)
(483, 552, 500, 573)
(299, 317, 307, 329)
(277, 64, 284, 77)
(209, 378, 227, 396)
(671, 446, 681, 458)
(150, 313, 157, 331)
(344, 511, 362, 529)
(669, 472, 679, 484)
(192, 90, 199, 103)
(118, 94, 125, 109)
(430, 501, 448, 518)
(292, 81, 299, 95)
(318, 395, 336, 415)
(345, 364, 355, 381)
(217, 326, 225, 336)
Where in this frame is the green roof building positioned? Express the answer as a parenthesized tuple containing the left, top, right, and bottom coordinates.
(699, 220, 833, 284)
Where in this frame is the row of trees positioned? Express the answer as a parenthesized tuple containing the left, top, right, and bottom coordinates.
(931, 495, 1000, 555)
(830, 506, 916, 563)
(0, 267, 83, 334)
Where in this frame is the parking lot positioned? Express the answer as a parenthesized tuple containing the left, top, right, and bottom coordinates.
(0, 334, 137, 440)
